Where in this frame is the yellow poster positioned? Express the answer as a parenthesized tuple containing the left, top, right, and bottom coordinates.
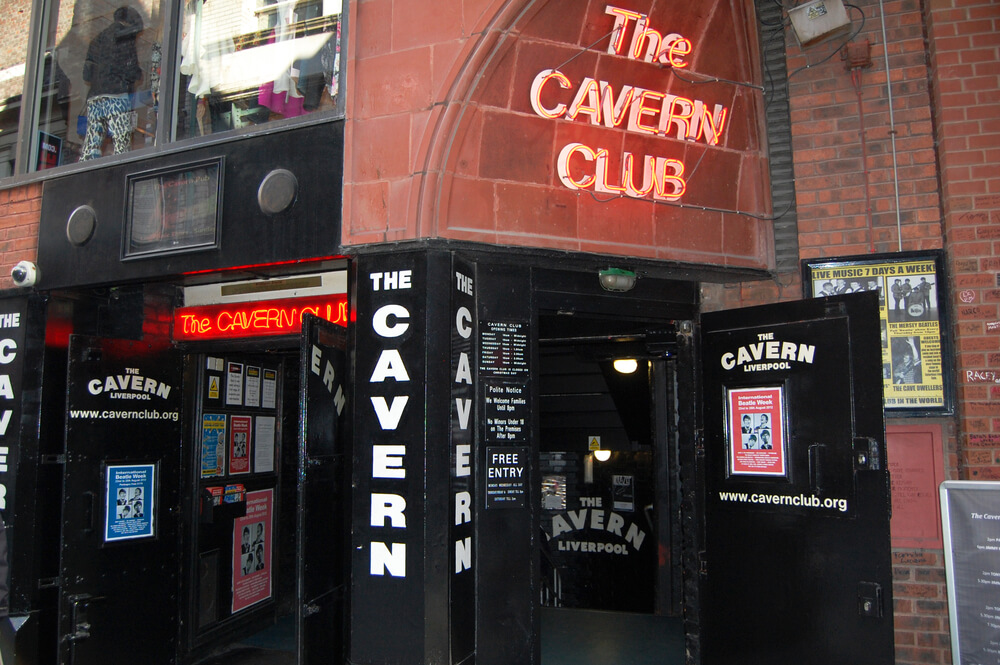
(808, 256, 945, 411)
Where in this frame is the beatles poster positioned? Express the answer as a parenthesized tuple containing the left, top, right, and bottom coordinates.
(727, 387, 786, 476)
(201, 414, 226, 478)
(803, 252, 951, 414)
(105, 464, 155, 542)
(232, 489, 273, 612)
(229, 415, 251, 475)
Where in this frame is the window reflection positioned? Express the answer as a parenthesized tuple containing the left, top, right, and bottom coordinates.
(0, 2, 32, 176)
(175, 0, 341, 139)
(39, 0, 162, 166)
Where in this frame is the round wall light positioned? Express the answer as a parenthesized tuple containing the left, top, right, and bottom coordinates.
(598, 268, 637, 292)
(613, 358, 638, 374)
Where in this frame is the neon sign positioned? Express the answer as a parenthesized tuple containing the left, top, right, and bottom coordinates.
(174, 295, 348, 341)
(529, 5, 733, 203)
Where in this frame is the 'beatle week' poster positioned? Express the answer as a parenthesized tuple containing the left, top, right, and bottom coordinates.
(105, 464, 155, 542)
(232, 489, 273, 613)
(727, 386, 786, 477)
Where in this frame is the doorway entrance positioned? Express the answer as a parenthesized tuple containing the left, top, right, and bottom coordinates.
(536, 313, 685, 665)
(56, 310, 347, 665)
(183, 316, 348, 665)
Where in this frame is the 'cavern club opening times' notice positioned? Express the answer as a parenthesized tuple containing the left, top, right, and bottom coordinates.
(942, 482, 1000, 665)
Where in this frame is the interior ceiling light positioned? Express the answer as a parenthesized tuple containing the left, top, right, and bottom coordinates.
(613, 358, 639, 374)
(593, 450, 612, 462)
(598, 268, 637, 292)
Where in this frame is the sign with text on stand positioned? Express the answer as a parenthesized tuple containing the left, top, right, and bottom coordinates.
(941, 481, 1000, 665)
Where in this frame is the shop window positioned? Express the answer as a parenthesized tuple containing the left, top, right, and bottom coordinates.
(3, 0, 343, 177)
(35, 1, 163, 167)
(175, 0, 342, 139)
(0, 0, 33, 176)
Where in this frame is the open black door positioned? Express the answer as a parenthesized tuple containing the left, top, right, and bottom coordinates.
(297, 315, 348, 663)
(699, 293, 893, 664)
(59, 335, 183, 664)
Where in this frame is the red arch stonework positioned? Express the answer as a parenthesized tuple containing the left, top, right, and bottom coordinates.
(346, 0, 774, 271)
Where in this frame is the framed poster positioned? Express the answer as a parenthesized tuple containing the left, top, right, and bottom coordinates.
(123, 157, 222, 259)
(940, 481, 1000, 665)
(802, 250, 953, 415)
(104, 463, 155, 542)
(229, 415, 252, 475)
(201, 414, 226, 478)
(232, 489, 273, 613)
(726, 386, 786, 477)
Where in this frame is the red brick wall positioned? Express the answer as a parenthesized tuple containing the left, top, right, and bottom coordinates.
(926, 0, 1000, 484)
(0, 0, 32, 101)
(0, 184, 41, 290)
(702, 1, 1000, 664)
(892, 551, 952, 663)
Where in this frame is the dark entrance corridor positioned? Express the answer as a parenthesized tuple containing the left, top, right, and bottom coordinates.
(542, 608, 685, 665)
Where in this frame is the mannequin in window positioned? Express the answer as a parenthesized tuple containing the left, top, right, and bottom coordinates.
(80, 6, 144, 160)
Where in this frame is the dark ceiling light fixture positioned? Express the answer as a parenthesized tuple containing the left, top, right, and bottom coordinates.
(598, 268, 637, 292)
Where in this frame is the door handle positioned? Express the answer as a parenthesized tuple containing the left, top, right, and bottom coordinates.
(82, 491, 94, 533)
(808, 443, 826, 492)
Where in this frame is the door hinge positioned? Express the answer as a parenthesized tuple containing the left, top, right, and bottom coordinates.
(37, 576, 61, 589)
(42, 454, 66, 465)
(853, 437, 881, 471)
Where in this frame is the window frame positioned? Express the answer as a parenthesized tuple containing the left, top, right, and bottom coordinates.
(4, 0, 347, 187)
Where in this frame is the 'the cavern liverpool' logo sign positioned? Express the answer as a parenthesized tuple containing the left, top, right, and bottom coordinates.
(529, 5, 731, 202)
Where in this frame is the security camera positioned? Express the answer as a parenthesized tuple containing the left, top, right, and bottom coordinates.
(10, 261, 38, 287)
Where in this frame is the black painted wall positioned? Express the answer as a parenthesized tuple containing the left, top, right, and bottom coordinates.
(37, 122, 344, 290)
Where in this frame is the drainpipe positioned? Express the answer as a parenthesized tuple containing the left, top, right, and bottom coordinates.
(878, 0, 903, 251)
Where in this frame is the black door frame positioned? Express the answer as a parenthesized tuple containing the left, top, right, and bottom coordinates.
(528, 267, 702, 665)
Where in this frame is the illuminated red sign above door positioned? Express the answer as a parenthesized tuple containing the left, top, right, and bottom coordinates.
(174, 295, 348, 341)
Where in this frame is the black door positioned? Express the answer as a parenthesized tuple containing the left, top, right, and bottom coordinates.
(59, 335, 183, 664)
(297, 315, 348, 663)
(699, 293, 893, 664)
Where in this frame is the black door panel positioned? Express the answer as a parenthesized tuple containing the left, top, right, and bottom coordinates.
(699, 293, 893, 665)
(59, 336, 182, 664)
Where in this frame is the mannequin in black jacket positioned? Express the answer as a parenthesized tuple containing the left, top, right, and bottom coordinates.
(80, 6, 143, 160)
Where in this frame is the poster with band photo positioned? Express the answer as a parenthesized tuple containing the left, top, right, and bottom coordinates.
(105, 463, 155, 542)
(229, 415, 252, 475)
(727, 386, 786, 477)
(802, 251, 953, 415)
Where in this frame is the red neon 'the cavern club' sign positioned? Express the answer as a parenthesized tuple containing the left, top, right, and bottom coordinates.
(174, 295, 348, 341)
(529, 5, 732, 202)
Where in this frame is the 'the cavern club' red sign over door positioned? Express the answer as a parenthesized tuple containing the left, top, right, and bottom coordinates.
(173, 295, 348, 341)
(528, 4, 751, 205)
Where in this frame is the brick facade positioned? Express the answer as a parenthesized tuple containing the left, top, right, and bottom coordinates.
(0, 0, 995, 663)
(0, 184, 40, 285)
(703, 1, 999, 663)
